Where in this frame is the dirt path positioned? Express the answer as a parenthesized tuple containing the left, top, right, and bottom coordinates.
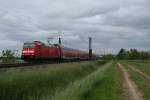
(127, 64, 150, 81)
(117, 63, 144, 100)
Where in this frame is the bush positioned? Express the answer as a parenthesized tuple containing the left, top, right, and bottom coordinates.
(1, 50, 16, 63)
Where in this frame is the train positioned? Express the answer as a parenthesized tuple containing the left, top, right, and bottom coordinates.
(21, 41, 97, 62)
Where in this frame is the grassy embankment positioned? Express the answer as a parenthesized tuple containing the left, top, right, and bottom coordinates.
(0, 60, 106, 100)
(121, 61, 150, 100)
(50, 61, 124, 100)
(84, 61, 123, 100)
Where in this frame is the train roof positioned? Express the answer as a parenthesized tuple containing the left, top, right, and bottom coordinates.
(23, 41, 96, 55)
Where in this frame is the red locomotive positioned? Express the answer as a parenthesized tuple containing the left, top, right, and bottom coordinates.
(21, 41, 96, 62)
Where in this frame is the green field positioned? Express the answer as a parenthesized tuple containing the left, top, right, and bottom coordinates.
(0, 61, 106, 100)
(84, 62, 123, 100)
(0, 60, 149, 100)
(121, 61, 150, 100)
(124, 61, 150, 75)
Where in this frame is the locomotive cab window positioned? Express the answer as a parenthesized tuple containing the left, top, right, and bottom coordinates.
(47, 38, 59, 46)
(23, 42, 35, 48)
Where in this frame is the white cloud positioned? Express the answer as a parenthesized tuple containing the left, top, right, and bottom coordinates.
(0, 0, 150, 54)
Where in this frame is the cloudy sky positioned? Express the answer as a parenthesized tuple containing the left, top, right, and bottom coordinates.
(0, 0, 150, 54)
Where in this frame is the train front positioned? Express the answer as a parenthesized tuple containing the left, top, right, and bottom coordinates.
(21, 42, 35, 61)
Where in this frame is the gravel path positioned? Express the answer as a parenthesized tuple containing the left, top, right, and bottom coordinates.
(127, 64, 150, 81)
(118, 63, 144, 100)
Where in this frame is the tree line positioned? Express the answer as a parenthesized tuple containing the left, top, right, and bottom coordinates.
(116, 48, 150, 60)
(101, 48, 150, 60)
(0, 50, 18, 63)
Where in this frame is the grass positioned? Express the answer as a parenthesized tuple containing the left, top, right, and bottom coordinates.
(50, 61, 124, 100)
(84, 61, 123, 100)
(125, 61, 150, 75)
(121, 61, 150, 100)
(0, 60, 106, 100)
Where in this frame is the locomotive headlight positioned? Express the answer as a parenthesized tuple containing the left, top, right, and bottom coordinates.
(22, 50, 34, 53)
(22, 51, 27, 53)
(29, 50, 34, 53)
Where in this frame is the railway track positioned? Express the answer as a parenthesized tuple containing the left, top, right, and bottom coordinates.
(0, 60, 82, 69)
(0, 62, 61, 69)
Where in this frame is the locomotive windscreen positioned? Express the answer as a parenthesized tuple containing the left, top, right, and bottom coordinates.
(23, 42, 35, 48)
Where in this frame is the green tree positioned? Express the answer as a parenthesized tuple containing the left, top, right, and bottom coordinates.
(116, 48, 127, 59)
(117, 48, 150, 60)
(1, 49, 16, 63)
(140, 51, 150, 60)
(129, 49, 140, 60)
